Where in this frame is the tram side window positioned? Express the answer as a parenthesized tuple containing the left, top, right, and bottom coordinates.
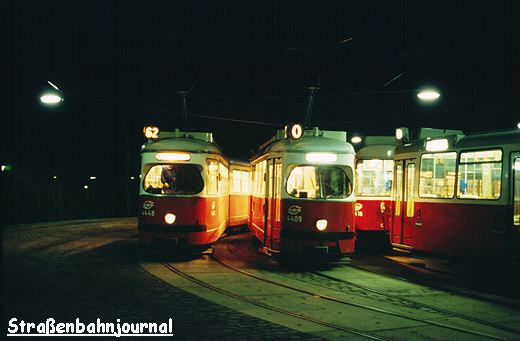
(394, 164, 402, 216)
(232, 170, 241, 193)
(231, 170, 250, 194)
(419, 152, 457, 198)
(143, 164, 204, 195)
(457, 150, 502, 200)
(355, 159, 394, 197)
(286, 166, 352, 199)
(207, 160, 219, 195)
(253, 161, 267, 197)
(241, 171, 250, 194)
(406, 164, 415, 217)
(219, 163, 229, 194)
(514, 158, 520, 227)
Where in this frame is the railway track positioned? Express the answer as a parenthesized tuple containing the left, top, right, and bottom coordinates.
(211, 235, 519, 340)
(162, 261, 389, 340)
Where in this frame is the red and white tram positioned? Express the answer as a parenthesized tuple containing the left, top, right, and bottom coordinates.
(249, 125, 356, 256)
(390, 127, 520, 263)
(138, 128, 250, 252)
(354, 136, 395, 247)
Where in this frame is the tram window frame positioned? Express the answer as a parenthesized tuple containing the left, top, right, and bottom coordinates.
(143, 163, 204, 195)
(241, 170, 250, 194)
(232, 169, 242, 194)
(406, 163, 415, 217)
(219, 162, 229, 195)
(418, 152, 457, 199)
(355, 159, 394, 197)
(456, 149, 502, 200)
(206, 159, 220, 195)
(231, 169, 250, 194)
(286, 165, 352, 200)
(253, 160, 267, 197)
(514, 157, 520, 227)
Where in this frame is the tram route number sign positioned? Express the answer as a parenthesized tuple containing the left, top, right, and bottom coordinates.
(144, 126, 160, 139)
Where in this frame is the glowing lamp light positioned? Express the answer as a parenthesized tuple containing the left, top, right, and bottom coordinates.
(164, 213, 176, 225)
(425, 138, 449, 152)
(305, 153, 337, 163)
(89, 176, 97, 180)
(155, 152, 191, 161)
(517, 122, 520, 129)
(130, 176, 135, 180)
(351, 136, 362, 144)
(83, 185, 88, 189)
(395, 127, 409, 142)
(417, 90, 440, 101)
(40, 93, 63, 104)
(1, 165, 6, 172)
(53, 175, 58, 179)
(396, 128, 403, 140)
(316, 219, 328, 231)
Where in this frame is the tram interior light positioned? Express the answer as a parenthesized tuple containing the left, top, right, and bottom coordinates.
(316, 219, 328, 231)
(305, 153, 337, 163)
(164, 213, 176, 225)
(155, 152, 191, 161)
(425, 138, 449, 152)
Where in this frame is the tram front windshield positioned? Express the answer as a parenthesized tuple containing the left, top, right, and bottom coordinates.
(143, 164, 204, 195)
(286, 166, 352, 199)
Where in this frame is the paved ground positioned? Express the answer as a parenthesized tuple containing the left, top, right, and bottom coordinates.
(2, 218, 322, 340)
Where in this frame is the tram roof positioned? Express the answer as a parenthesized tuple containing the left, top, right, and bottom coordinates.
(254, 127, 354, 158)
(395, 128, 520, 155)
(141, 129, 223, 155)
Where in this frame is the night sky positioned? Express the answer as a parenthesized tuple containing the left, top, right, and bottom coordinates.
(6, 0, 519, 183)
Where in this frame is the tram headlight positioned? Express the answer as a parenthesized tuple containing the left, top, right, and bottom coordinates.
(164, 213, 176, 225)
(316, 219, 328, 231)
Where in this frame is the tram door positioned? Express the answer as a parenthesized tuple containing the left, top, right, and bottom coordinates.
(513, 154, 520, 229)
(392, 159, 416, 247)
(264, 158, 282, 250)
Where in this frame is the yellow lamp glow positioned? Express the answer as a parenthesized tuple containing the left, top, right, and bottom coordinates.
(155, 153, 191, 161)
(305, 153, 337, 163)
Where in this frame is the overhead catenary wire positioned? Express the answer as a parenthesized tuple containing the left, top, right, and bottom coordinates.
(65, 92, 284, 127)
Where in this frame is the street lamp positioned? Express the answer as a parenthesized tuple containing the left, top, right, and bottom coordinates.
(40, 81, 63, 105)
(417, 89, 440, 101)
